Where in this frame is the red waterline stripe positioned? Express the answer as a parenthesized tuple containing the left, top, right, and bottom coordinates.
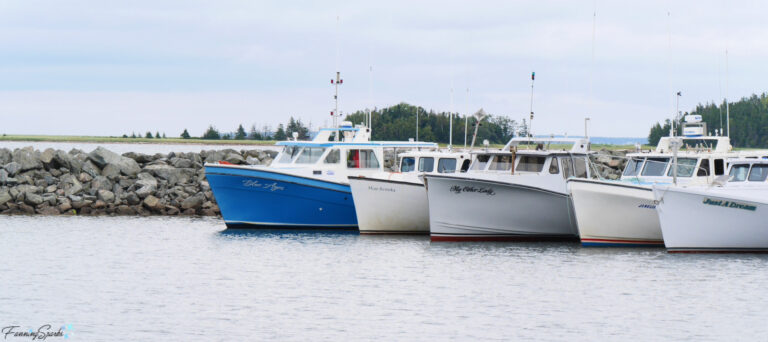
(582, 238, 664, 245)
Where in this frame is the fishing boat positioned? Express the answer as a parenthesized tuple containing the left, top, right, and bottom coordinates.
(205, 121, 437, 229)
(567, 115, 758, 247)
(654, 158, 768, 252)
(425, 137, 592, 241)
(348, 150, 471, 234)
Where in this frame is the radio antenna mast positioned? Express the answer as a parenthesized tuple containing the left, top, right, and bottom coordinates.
(330, 16, 343, 128)
(528, 72, 535, 138)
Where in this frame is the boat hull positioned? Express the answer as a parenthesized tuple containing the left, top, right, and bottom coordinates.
(569, 179, 664, 247)
(349, 176, 429, 234)
(426, 175, 578, 241)
(205, 165, 358, 230)
(655, 187, 768, 252)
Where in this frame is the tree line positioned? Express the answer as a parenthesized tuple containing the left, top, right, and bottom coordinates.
(132, 103, 521, 144)
(648, 92, 768, 147)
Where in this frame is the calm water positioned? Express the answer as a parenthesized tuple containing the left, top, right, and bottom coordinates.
(1, 216, 767, 341)
(0, 141, 276, 155)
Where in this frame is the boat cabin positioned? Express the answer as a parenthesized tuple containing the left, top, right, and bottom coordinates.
(465, 137, 593, 180)
(271, 122, 438, 172)
(726, 159, 768, 184)
(397, 150, 472, 174)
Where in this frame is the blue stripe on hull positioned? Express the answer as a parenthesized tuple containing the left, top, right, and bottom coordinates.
(205, 166, 358, 229)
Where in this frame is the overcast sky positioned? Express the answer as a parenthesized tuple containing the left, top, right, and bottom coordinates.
(0, 0, 764, 138)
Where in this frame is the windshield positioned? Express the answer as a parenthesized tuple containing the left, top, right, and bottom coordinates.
(748, 164, 768, 182)
(517, 155, 546, 172)
(418, 157, 434, 172)
(623, 158, 644, 176)
(277, 146, 300, 163)
(295, 147, 327, 164)
(470, 154, 491, 171)
(400, 157, 415, 172)
(729, 164, 749, 182)
(438, 158, 457, 173)
(666, 158, 697, 177)
(641, 158, 669, 177)
(488, 155, 514, 171)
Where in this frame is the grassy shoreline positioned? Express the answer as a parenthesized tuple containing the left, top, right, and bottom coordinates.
(0, 135, 277, 146)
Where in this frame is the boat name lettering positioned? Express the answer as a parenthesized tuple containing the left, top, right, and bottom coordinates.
(242, 180, 285, 192)
(637, 200, 658, 209)
(702, 198, 756, 211)
(449, 185, 495, 196)
(368, 185, 395, 193)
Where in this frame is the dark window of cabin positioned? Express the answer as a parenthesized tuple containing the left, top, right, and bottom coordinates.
(460, 159, 471, 172)
(714, 159, 725, 175)
(697, 159, 710, 176)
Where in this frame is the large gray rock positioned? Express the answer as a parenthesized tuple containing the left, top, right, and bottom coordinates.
(224, 153, 245, 165)
(134, 172, 158, 198)
(24, 192, 43, 206)
(60, 174, 84, 196)
(0, 169, 8, 185)
(0, 191, 11, 206)
(0, 148, 11, 165)
(4, 162, 21, 177)
(181, 193, 205, 210)
(12, 147, 42, 171)
(97, 189, 115, 203)
(142, 195, 161, 210)
(90, 176, 113, 194)
(101, 164, 121, 180)
(88, 147, 141, 176)
(40, 148, 55, 165)
(170, 157, 193, 169)
(122, 152, 154, 164)
(53, 150, 73, 170)
(143, 164, 194, 186)
(82, 160, 101, 178)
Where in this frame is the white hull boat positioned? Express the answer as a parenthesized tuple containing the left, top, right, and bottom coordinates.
(426, 174, 578, 241)
(655, 159, 768, 252)
(349, 151, 471, 234)
(569, 179, 663, 246)
(426, 137, 591, 242)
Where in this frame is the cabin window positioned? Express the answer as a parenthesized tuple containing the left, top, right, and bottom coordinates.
(400, 157, 415, 172)
(460, 159, 471, 172)
(559, 156, 574, 179)
(549, 157, 559, 174)
(295, 147, 327, 164)
(573, 157, 588, 178)
(666, 158, 697, 177)
(277, 146, 300, 163)
(438, 158, 457, 173)
(714, 159, 725, 175)
(418, 157, 434, 172)
(383, 148, 400, 171)
(729, 164, 749, 182)
(470, 155, 491, 171)
(697, 159, 710, 176)
(641, 158, 670, 177)
(347, 149, 379, 169)
(623, 158, 644, 176)
(323, 149, 340, 164)
(489, 155, 514, 171)
(748, 165, 768, 182)
(517, 156, 546, 172)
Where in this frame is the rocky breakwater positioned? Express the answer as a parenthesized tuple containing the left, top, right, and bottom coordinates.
(0, 146, 276, 216)
(590, 149, 629, 180)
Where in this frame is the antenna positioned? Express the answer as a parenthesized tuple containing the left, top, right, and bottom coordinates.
(368, 65, 373, 128)
(725, 49, 730, 137)
(588, 2, 596, 131)
(528, 72, 535, 138)
(449, 77, 454, 150)
(666, 9, 674, 137)
(464, 88, 469, 149)
(415, 106, 419, 142)
(718, 54, 723, 132)
(330, 16, 343, 128)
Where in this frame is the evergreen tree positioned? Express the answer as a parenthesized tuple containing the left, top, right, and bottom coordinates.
(235, 124, 247, 140)
(122, 134, 128, 138)
(286, 117, 310, 140)
(155, 132, 161, 139)
(162, 133, 166, 139)
(274, 124, 287, 140)
(181, 129, 191, 139)
(202, 125, 221, 140)
(131, 132, 137, 138)
(145, 132, 153, 139)
(248, 124, 262, 140)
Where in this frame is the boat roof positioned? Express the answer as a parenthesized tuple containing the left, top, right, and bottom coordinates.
(398, 150, 469, 158)
(503, 137, 590, 153)
(275, 140, 438, 148)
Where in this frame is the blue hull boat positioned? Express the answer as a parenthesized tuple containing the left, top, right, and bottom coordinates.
(205, 164, 358, 230)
